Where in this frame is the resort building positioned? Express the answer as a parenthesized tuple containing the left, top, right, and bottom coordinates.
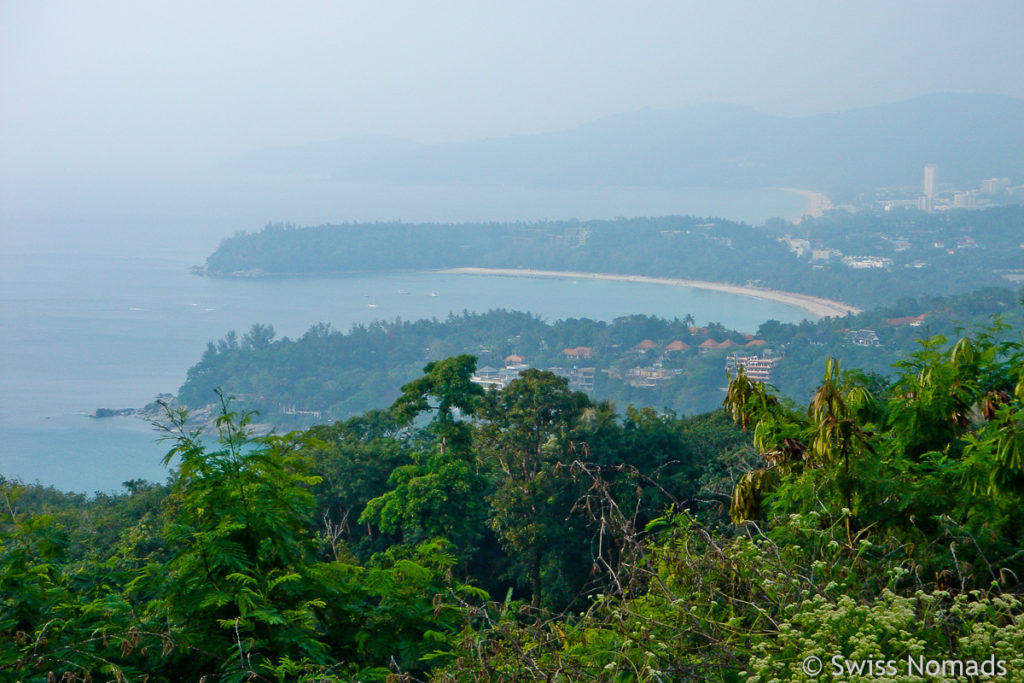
(724, 351, 784, 383)
(471, 365, 526, 390)
(698, 339, 735, 355)
(633, 339, 659, 353)
(551, 366, 596, 392)
(842, 255, 893, 269)
(849, 329, 882, 347)
(563, 346, 592, 360)
(624, 365, 679, 388)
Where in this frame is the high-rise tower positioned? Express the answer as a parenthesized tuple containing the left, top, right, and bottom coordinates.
(924, 164, 937, 199)
(923, 164, 937, 212)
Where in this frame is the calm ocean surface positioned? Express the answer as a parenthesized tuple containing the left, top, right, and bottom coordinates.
(1, 247, 815, 493)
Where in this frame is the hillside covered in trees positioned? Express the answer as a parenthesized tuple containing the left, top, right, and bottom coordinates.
(175, 287, 1023, 427)
(3, 319, 1024, 680)
(200, 205, 1024, 308)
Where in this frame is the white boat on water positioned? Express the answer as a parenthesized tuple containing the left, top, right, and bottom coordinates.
(428, 291, 438, 297)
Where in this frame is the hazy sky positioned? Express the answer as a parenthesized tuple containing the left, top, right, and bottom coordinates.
(2, 1, 1023, 255)
(3, 0, 1023, 174)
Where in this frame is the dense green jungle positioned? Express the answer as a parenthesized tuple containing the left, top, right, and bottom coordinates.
(3, 306, 1024, 680)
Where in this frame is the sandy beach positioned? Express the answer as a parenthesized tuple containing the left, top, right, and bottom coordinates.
(441, 267, 862, 318)
(778, 187, 832, 222)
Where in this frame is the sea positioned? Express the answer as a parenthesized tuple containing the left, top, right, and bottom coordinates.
(1, 186, 812, 493)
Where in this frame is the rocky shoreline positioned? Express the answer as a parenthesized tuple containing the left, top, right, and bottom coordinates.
(89, 394, 174, 421)
(90, 394, 276, 436)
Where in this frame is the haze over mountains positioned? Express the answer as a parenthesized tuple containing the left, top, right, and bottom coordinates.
(4, 93, 1022, 258)
(228, 93, 1024, 197)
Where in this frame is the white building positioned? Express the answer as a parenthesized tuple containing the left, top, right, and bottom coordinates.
(725, 351, 784, 383)
(778, 236, 812, 258)
(471, 366, 526, 390)
(842, 255, 892, 269)
(980, 177, 1011, 195)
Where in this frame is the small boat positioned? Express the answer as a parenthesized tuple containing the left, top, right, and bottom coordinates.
(397, 289, 410, 295)
(367, 302, 377, 308)
(428, 291, 438, 297)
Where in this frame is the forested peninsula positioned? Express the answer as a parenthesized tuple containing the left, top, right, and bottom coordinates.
(199, 205, 1024, 308)
(175, 287, 1023, 428)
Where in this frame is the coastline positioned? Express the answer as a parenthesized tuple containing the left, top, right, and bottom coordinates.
(777, 187, 832, 222)
(440, 267, 862, 318)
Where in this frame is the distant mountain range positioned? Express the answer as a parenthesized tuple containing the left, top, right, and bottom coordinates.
(226, 94, 1024, 197)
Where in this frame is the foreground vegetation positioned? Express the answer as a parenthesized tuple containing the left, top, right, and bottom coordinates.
(3, 310, 1023, 680)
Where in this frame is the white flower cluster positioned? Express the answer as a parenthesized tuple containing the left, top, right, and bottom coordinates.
(745, 590, 1022, 682)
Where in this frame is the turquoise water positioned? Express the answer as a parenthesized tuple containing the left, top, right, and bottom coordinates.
(1, 249, 815, 493)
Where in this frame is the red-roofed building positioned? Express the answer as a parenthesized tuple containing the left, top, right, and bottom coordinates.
(697, 339, 737, 354)
(698, 339, 724, 355)
(687, 326, 708, 335)
(563, 346, 592, 359)
(665, 340, 690, 352)
(745, 339, 767, 348)
(634, 339, 658, 352)
(504, 354, 525, 366)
